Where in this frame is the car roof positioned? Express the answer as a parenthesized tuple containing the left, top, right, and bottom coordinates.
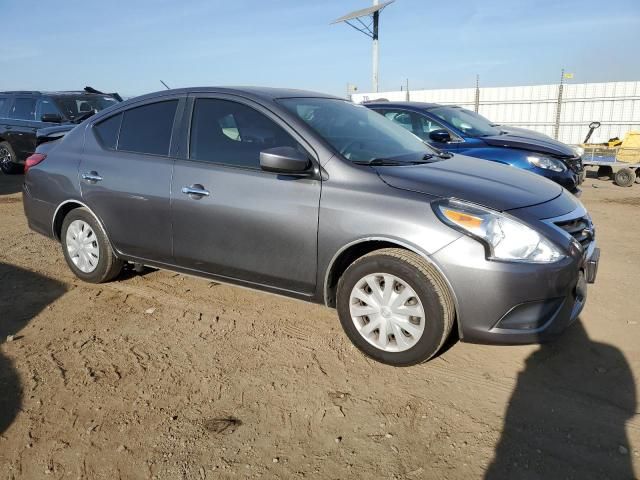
(363, 101, 460, 110)
(121, 86, 344, 105)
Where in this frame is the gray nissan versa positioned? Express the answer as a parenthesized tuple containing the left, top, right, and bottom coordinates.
(22, 87, 600, 366)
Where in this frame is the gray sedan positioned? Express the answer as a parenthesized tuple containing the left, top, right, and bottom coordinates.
(22, 87, 599, 366)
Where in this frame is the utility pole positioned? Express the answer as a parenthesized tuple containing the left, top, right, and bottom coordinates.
(405, 78, 409, 101)
(474, 74, 480, 113)
(554, 69, 565, 140)
(332, 1, 395, 94)
(372, 0, 379, 92)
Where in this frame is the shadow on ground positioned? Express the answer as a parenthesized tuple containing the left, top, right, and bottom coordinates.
(0, 173, 23, 196)
(0, 262, 66, 435)
(486, 320, 636, 479)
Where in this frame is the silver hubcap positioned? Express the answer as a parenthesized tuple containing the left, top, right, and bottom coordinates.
(0, 147, 12, 168)
(349, 273, 426, 352)
(65, 220, 100, 273)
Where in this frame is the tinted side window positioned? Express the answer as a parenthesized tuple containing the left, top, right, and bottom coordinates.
(190, 98, 299, 169)
(383, 110, 414, 132)
(118, 100, 178, 156)
(0, 97, 8, 116)
(8, 98, 37, 120)
(94, 113, 123, 150)
(36, 98, 63, 120)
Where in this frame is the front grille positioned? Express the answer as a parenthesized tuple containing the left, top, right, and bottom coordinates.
(566, 156, 583, 174)
(554, 215, 594, 249)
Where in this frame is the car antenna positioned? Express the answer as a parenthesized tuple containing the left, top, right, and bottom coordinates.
(160, 80, 170, 90)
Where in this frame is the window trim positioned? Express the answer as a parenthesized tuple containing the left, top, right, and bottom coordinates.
(184, 94, 320, 175)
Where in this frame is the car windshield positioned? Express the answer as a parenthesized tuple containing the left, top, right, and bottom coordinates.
(429, 106, 501, 137)
(278, 97, 437, 163)
(53, 95, 119, 121)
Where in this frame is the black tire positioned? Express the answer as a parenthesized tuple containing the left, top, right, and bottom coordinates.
(0, 141, 22, 174)
(597, 165, 613, 180)
(336, 248, 455, 366)
(613, 167, 636, 187)
(61, 208, 123, 283)
(578, 170, 586, 185)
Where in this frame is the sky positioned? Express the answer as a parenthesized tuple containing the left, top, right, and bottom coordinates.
(1, 0, 639, 97)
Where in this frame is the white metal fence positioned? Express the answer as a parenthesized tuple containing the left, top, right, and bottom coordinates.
(352, 81, 640, 145)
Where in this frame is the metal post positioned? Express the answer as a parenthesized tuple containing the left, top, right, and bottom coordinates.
(405, 78, 409, 101)
(554, 69, 564, 140)
(372, 0, 379, 93)
(474, 74, 480, 113)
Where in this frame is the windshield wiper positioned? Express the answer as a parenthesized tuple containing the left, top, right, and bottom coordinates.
(353, 155, 439, 166)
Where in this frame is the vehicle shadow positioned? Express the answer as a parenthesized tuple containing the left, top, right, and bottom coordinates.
(0, 262, 66, 435)
(485, 320, 636, 479)
(0, 173, 23, 196)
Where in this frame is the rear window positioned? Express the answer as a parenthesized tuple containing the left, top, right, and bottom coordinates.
(94, 113, 123, 150)
(117, 101, 178, 156)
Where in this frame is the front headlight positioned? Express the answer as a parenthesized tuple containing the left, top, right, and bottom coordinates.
(527, 155, 566, 172)
(434, 200, 565, 263)
(573, 146, 584, 157)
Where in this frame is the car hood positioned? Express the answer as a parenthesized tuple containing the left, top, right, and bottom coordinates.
(376, 155, 562, 211)
(481, 131, 576, 157)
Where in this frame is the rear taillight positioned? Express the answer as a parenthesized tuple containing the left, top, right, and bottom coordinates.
(24, 153, 47, 174)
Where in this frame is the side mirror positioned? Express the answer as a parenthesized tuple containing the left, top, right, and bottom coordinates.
(260, 146, 311, 174)
(429, 129, 452, 143)
(41, 113, 63, 123)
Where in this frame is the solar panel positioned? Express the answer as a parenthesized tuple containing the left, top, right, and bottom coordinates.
(331, 0, 395, 24)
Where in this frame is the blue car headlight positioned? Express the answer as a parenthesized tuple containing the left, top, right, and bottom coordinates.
(527, 155, 567, 173)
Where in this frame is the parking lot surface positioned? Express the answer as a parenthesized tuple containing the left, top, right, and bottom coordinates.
(0, 172, 638, 479)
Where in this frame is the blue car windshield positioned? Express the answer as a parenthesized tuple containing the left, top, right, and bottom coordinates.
(278, 97, 437, 163)
(429, 106, 501, 137)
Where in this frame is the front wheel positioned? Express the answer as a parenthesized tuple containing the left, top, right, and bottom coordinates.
(336, 248, 455, 366)
(61, 208, 124, 283)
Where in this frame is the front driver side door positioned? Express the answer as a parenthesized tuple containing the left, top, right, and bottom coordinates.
(170, 95, 321, 295)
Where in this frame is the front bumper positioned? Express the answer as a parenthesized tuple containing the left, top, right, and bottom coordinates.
(431, 235, 598, 345)
(529, 165, 581, 192)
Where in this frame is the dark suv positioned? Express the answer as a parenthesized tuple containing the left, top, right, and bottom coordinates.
(0, 90, 120, 174)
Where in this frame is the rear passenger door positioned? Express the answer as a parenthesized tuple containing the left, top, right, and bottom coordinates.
(80, 97, 184, 263)
(170, 95, 321, 294)
(4, 96, 40, 160)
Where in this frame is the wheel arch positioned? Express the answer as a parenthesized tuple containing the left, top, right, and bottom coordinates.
(323, 237, 458, 312)
(51, 200, 112, 245)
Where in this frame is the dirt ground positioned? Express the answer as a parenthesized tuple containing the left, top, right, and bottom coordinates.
(0, 170, 638, 480)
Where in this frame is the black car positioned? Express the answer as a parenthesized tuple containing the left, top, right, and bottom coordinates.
(0, 89, 121, 174)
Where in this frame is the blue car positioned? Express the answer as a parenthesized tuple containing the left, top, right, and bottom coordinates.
(364, 101, 584, 192)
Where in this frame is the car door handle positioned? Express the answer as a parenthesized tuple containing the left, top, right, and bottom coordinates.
(81, 171, 103, 183)
(181, 184, 210, 198)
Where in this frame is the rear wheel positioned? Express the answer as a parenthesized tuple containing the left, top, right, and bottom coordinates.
(336, 248, 455, 366)
(635, 168, 640, 184)
(61, 208, 123, 283)
(614, 167, 636, 187)
(0, 141, 21, 174)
